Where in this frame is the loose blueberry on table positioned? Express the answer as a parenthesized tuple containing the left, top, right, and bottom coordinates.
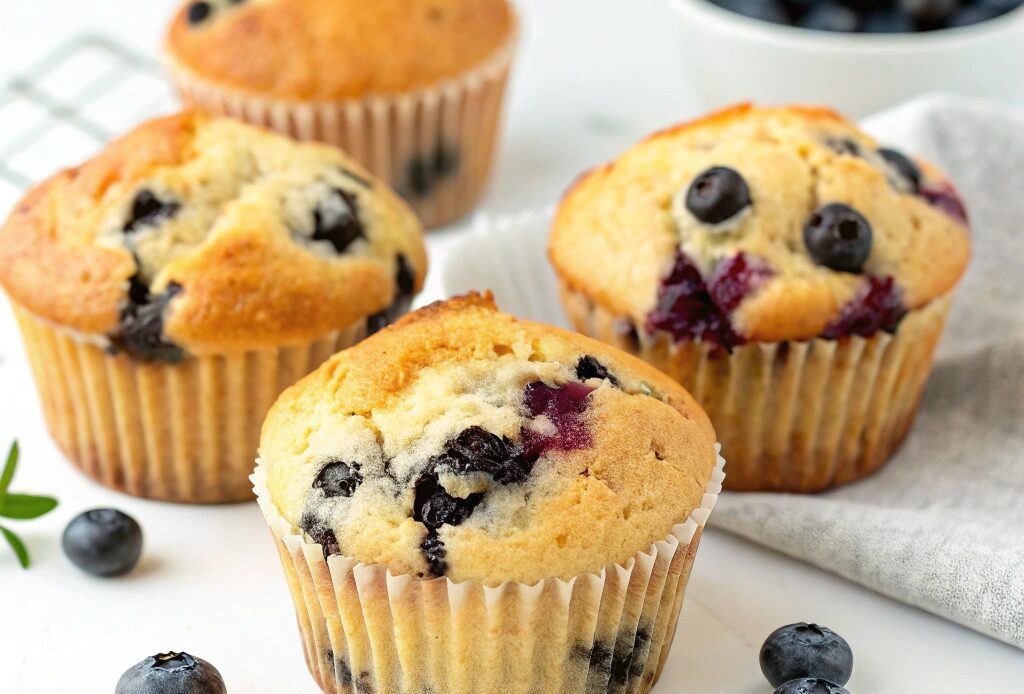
(116, 651, 226, 694)
(760, 622, 854, 687)
(709, 0, 1023, 31)
(62, 508, 143, 577)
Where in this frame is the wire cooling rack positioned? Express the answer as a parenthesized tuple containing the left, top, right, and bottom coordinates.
(0, 34, 179, 215)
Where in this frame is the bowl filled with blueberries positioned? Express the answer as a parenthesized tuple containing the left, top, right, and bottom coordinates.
(669, 0, 1024, 116)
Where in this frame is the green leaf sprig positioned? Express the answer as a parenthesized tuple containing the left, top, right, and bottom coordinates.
(0, 441, 58, 569)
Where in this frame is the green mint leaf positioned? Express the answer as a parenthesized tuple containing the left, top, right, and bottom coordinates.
(0, 440, 18, 505)
(0, 493, 58, 520)
(1, 524, 29, 569)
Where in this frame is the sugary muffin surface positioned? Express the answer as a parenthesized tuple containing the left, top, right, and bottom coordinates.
(165, 0, 515, 100)
(550, 103, 971, 345)
(260, 293, 717, 585)
(0, 112, 426, 357)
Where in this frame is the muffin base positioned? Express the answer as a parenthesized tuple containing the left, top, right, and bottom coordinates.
(558, 284, 953, 493)
(251, 448, 725, 694)
(165, 29, 517, 229)
(13, 304, 365, 503)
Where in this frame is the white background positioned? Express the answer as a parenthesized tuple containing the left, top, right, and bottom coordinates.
(0, 1, 1023, 692)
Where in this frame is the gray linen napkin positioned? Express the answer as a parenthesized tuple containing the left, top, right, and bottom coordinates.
(713, 94, 1024, 649)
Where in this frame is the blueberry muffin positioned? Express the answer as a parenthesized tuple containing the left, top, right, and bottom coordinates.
(164, 0, 518, 228)
(550, 103, 970, 492)
(253, 293, 724, 694)
(0, 111, 426, 503)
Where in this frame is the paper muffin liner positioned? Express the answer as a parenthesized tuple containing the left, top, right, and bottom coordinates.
(558, 283, 954, 493)
(165, 30, 517, 229)
(12, 303, 366, 504)
(251, 447, 725, 694)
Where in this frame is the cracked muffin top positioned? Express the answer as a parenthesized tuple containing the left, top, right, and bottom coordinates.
(164, 0, 516, 101)
(550, 103, 971, 347)
(259, 293, 718, 585)
(0, 111, 426, 359)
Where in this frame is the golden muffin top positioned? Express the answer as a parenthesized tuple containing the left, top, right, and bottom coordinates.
(165, 0, 516, 101)
(0, 112, 426, 358)
(550, 104, 971, 346)
(259, 293, 719, 584)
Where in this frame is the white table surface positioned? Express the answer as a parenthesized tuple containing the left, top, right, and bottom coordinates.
(1, 2, 1022, 692)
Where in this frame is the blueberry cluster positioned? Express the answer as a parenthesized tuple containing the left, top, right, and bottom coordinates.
(761, 623, 854, 693)
(298, 360, 612, 577)
(111, 189, 186, 363)
(710, 0, 1023, 32)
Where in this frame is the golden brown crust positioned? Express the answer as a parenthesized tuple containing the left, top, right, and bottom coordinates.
(0, 111, 426, 353)
(164, 0, 516, 101)
(260, 293, 718, 584)
(550, 103, 971, 344)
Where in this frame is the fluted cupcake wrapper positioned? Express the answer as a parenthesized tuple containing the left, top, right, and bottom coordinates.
(12, 304, 365, 504)
(559, 284, 954, 493)
(165, 29, 517, 230)
(251, 447, 725, 694)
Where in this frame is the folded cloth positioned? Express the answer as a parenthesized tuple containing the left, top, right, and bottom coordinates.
(713, 94, 1024, 649)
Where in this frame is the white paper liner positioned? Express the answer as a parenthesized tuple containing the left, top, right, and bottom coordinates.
(165, 27, 518, 229)
(12, 304, 366, 503)
(252, 447, 725, 693)
(560, 286, 953, 493)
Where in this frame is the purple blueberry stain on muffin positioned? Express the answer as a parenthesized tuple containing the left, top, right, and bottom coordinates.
(919, 181, 969, 226)
(646, 251, 746, 351)
(821, 276, 907, 339)
(521, 381, 596, 458)
(709, 252, 774, 313)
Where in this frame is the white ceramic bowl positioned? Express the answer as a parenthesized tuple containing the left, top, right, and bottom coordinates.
(669, 0, 1024, 117)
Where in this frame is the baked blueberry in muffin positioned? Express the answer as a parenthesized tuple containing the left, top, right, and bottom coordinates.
(255, 293, 723, 693)
(550, 104, 970, 492)
(0, 111, 426, 502)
